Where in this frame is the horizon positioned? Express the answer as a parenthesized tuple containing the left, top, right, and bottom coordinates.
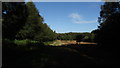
(56, 31, 91, 33)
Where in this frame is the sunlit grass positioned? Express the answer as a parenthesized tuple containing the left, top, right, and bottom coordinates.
(44, 40, 76, 46)
(44, 40, 62, 46)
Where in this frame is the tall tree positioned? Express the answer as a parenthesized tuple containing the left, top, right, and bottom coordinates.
(93, 2, 120, 64)
(16, 2, 57, 42)
(95, 2, 120, 45)
(2, 2, 28, 40)
(16, 2, 44, 40)
(98, 2, 120, 28)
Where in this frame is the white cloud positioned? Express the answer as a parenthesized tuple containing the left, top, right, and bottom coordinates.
(69, 13, 82, 20)
(69, 13, 97, 24)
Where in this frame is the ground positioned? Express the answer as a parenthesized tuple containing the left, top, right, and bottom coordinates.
(3, 40, 116, 68)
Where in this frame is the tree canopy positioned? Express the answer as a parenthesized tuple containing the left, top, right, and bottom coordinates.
(2, 2, 28, 40)
(2, 2, 57, 42)
(94, 2, 120, 45)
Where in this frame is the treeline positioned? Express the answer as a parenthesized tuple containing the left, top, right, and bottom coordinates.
(93, 2, 120, 45)
(2, 2, 57, 43)
(57, 32, 95, 42)
(91, 2, 120, 64)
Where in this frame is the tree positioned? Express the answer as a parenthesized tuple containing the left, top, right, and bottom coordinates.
(34, 23, 57, 42)
(16, 2, 44, 40)
(95, 2, 120, 45)
(94, 2, 120, 63)
(2, 2, 28, 40)
(76, 34, 85, 44)
(16, 2, 57, 42)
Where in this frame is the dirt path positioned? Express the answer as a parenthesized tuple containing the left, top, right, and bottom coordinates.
(79, 42, 97, 44)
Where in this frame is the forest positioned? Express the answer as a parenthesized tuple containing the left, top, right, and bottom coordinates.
(2, 1, 120, 68)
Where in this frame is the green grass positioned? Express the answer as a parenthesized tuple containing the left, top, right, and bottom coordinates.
(43, 41, 53, 45)
(14, 39, 38, 45)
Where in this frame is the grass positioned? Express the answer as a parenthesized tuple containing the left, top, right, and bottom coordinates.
(14, 39, 65, 46)
(44, 40, 77, 46)
(44, 40, 97, 46)
(14, 39, 38, 45)
(3, 43, 98, 68)
(3, 40, 116, 68)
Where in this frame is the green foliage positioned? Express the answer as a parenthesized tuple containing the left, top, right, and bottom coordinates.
(2, 2, 57, 44)
(98, 2, 120, 25)
(57, 33, 79, 40)
(14, 39, 38, 45)
(92, 2, 120, 61)
(16, 2, 43, 40)
(2, 2, 28, 40)
(34, 23, 57, 42)
(57, 32, 95, 42)
(76, 34, 85, 42)
(83, 33, 95, 42)
(95, 2, 120, 44)
(16, 2, 57, 42)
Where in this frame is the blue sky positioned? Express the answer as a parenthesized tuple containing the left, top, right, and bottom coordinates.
(34, 2, 104, 33)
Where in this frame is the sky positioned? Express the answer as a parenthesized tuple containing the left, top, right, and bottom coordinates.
(25, 0, 101, 2)
(34, 2, 104, 33)
(25, 0, 117, 2)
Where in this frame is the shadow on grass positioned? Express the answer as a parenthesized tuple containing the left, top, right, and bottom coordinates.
(2, 42, 119, 68)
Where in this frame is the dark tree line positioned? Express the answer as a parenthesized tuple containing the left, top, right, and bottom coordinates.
(93, 2, 120, 45)
(2, 2, 28, 40)
(92, 2, 120, 64)
(57, 32, 95, 42)
(2, 2, 57, 42)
